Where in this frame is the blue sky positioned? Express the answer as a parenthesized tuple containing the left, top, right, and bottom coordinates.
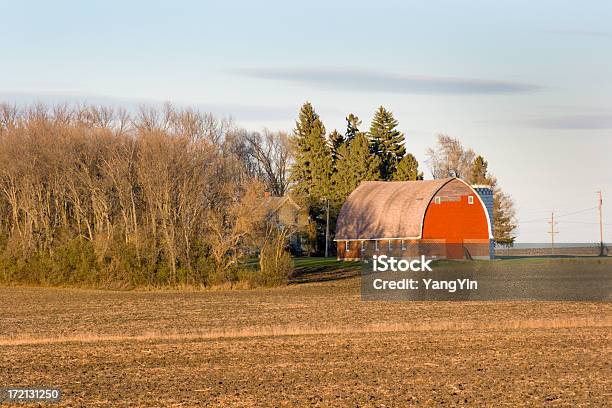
(1, 0, 611, 242)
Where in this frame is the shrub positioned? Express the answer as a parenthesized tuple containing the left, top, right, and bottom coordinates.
(257, 232, 294, 287)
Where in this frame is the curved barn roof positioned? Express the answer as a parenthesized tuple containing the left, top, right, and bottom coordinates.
(335, 178, 456, 240)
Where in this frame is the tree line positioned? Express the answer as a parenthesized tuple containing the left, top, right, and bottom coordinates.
(0, 103, 292, 287)
(288, 102, 516, 253)
(0, 101, 517, 287)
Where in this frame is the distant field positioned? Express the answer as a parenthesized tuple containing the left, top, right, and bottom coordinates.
(1, 258, 611, 406)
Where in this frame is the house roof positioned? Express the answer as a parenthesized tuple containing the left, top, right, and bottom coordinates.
(335, 178, 455, 240)
(262, 195, 301, 213)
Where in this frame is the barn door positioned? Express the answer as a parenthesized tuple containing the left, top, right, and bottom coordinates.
(447, 239, 464, 260)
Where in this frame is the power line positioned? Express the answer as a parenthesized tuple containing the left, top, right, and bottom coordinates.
(517, 197, 607, 251)
(554, 221, 612, 226)
(517, 206, 598, 224)
(555, 206, 597, 219)
(519, 218, 550, 223)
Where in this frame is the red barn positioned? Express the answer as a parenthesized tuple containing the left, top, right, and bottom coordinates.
(335, 178, 492, 260)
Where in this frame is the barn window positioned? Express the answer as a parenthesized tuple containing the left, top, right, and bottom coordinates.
(468, 195, 474, 204)
(374, 240, 379, 251)
(434, 196, 441, 204)
(401, 240, 406, 251)
(388, 240, 393, 250)
(345, 241, 350, 251)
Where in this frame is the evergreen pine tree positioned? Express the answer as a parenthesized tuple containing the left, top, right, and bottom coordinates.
(332, 133, 381, 201)
(290, 102, 333, 203)
(328, 129, 345, 164)
(345, 113, 362, 143)
(469, 155, 489, 184)
(493, 187, 517, 246)
(331, 143, 353, 201)
(368, 106, 406, 180)
(289, 102, 334, 254)
(393, 153, 423, 181)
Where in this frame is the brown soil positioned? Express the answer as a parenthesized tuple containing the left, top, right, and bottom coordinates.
(1, 278, 610, 407)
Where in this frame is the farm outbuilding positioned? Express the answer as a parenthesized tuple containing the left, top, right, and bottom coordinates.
(335, 178, 493, 260)
(262, 193, 309, 255)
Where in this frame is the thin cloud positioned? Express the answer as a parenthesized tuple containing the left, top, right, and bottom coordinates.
(235, 68, 542, 95)
(530, 114, 612, 130)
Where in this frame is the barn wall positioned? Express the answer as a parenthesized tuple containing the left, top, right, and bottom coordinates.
(337, 240, 361, 260)
(422, 179, 490, 259)
(337, 238, 460, 260)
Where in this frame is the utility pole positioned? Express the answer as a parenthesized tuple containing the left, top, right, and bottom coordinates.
(325, 197, 330, 258)
(547, 212, 558, 256)
(597, 191, 605, 256)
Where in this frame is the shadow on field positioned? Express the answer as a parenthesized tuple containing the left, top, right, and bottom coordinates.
(290, 257, 362, 284)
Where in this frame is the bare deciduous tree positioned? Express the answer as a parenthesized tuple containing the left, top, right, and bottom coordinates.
(245, 129, 292, 196)
(426, 134, 476, 179)
(0, 103, 278, 287)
